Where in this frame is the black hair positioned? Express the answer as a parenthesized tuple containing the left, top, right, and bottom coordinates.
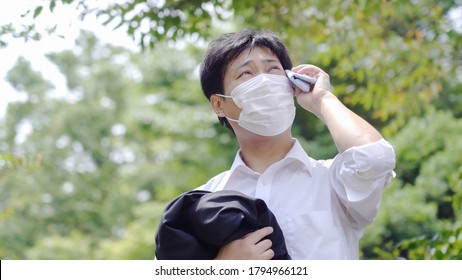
(199, 29, 293, 130)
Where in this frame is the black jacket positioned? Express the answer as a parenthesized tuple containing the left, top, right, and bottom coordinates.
(155, 190, 291, 260)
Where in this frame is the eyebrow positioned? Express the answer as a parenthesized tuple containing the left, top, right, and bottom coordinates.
(234, 58, 280, 74)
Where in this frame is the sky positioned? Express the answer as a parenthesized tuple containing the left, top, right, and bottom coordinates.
(0, 0, 138, 118)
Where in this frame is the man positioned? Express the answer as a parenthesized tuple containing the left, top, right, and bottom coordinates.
(197, 29, 396, 259)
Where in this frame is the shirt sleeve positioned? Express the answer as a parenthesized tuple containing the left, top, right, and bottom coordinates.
(329, 138, 396, 228)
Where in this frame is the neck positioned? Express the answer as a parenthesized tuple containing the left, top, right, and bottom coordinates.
(236, 131, 294, 174)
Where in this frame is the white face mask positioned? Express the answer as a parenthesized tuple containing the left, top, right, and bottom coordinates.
(216, 73, 296, 136)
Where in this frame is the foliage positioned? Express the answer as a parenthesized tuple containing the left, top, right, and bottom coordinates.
(361, 110, 462, 259)
(397, 223, 462, 260)
(3, 0, 460, 135)
(0, 31, 236, 259)
(1, 0, 461, 260)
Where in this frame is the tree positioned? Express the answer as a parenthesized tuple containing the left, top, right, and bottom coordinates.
(1, 0, 461, 259)
(2, 0, 460, 134)
(361, 109, 462, 259)
(0, 30, 237, 259)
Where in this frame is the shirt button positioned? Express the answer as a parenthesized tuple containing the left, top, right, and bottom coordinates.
(262, 181, 267, 186)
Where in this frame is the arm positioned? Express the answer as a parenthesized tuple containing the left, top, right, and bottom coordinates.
(292, 64, 382, 153)
(293, 65, 395, 227)
(215, 227, 274, 260)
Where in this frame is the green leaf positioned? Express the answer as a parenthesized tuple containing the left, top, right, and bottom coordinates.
(49, 0, 56, 12)
(33, 6, 43, 19)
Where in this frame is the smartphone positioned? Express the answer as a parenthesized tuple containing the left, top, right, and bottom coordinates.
(285, 70, 317, 92)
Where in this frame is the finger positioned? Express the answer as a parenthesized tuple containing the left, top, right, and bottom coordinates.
(255, 238, 272, 252)
(291, 64, 315, 72)
(245, 226, 273, 244)
(291, 64, 322, 78)
(261, 248, 275, 260)
(292, 65, 330, 93)
(293, 86, 303, 96)
(313, 73, 332, 92)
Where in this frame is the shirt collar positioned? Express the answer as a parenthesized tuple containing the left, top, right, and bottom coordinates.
(229, 138, 315, 175)
(284, 138, 316, 175)
(229, 150, 252, 173)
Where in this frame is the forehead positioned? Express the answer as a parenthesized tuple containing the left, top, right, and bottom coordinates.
(226, 46, 280, 72)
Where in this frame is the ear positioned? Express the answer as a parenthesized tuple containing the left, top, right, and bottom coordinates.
(210, 94, 226, 117)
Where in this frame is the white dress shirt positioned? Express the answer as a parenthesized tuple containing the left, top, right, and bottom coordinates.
(196, 138, 396, 259)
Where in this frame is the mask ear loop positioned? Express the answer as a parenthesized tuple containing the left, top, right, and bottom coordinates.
(215, 94, 231, 98)
(215, 94, 236, 134)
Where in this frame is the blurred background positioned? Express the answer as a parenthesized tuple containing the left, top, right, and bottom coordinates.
(0, 0, 461, 260)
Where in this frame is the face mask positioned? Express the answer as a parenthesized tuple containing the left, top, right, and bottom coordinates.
(216, 73, 296, 136)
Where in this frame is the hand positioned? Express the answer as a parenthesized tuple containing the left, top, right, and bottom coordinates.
(291, 64, 335, 118)
(215, 227, 275, 260)
(292, 65, 382, 152)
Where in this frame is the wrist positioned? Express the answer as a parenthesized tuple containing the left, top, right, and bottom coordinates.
(313, 92, 339, 121)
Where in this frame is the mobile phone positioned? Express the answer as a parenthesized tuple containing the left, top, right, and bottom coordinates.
(285, 70, 317, 92)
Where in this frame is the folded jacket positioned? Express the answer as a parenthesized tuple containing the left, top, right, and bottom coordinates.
(155, 190, 291, 260)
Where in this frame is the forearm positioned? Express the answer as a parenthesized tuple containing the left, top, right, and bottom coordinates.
(291, 64, 383, 152)
(317, 93, 382, 153)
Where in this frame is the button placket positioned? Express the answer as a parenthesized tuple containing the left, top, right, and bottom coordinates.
(255, 174, 272, 204)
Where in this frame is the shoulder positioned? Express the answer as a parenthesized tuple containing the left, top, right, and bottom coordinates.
(195, 170, 230, 192)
